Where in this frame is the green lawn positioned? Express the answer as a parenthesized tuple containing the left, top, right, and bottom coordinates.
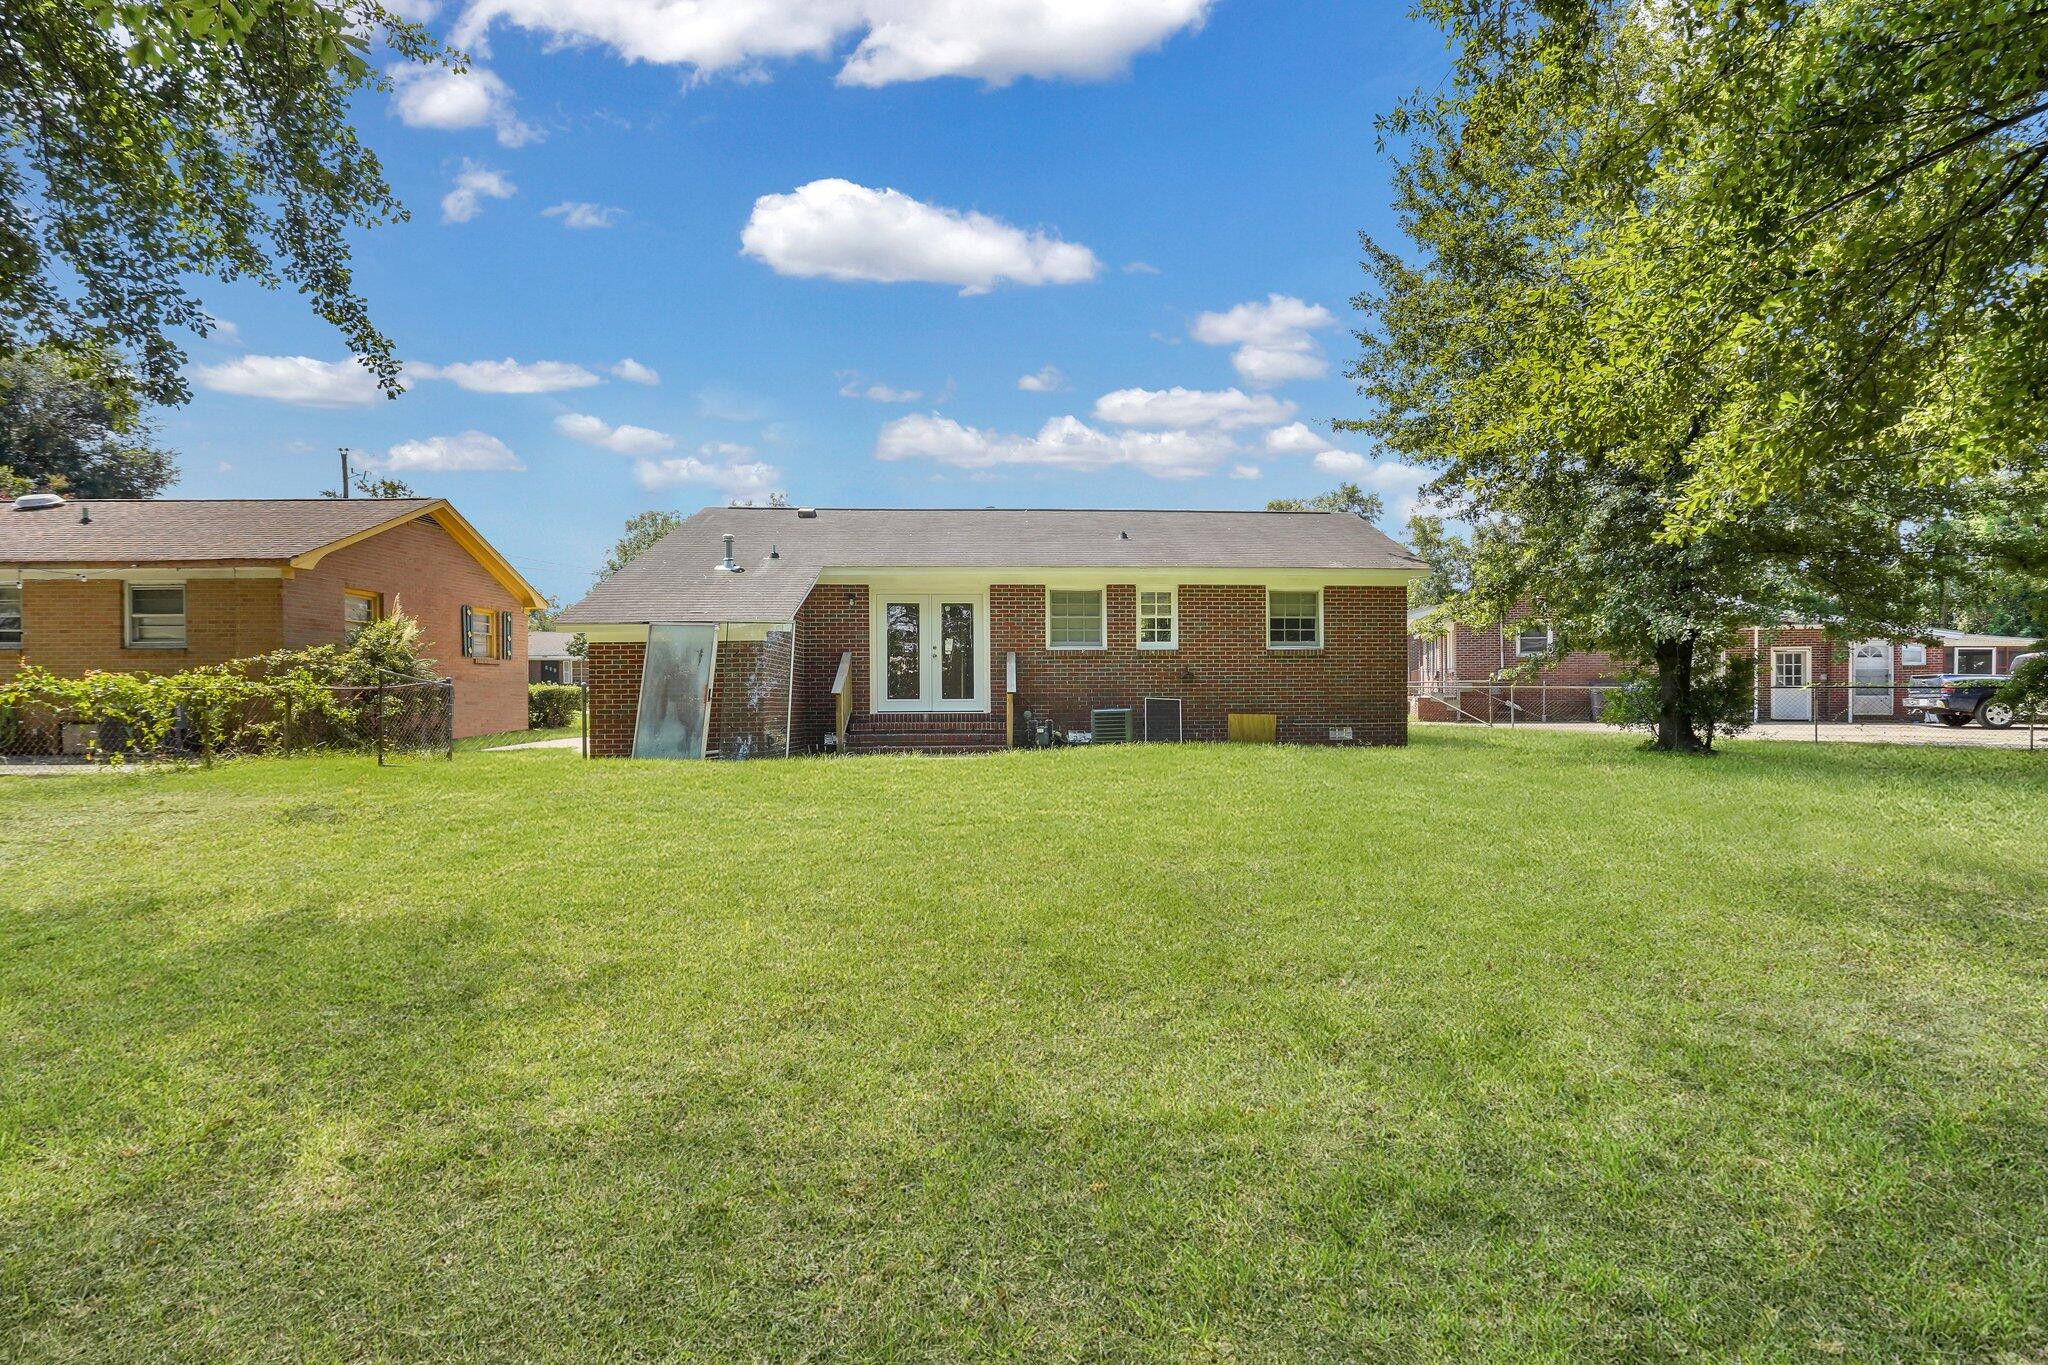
(3, 731, 2044, 1361)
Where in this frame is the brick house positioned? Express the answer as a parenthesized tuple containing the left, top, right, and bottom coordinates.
(559, 506, 1425, 757)
(0, 494, 544, 738)
(1407, 607, 1628, 722)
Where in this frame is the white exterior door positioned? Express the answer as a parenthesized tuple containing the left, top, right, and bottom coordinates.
(1850, 639, 1894, 716)
(1770, 648, 1811, 721)
(872, 593, 988, 712)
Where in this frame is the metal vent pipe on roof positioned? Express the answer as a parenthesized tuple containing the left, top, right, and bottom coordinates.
(717, 533, 740, 573)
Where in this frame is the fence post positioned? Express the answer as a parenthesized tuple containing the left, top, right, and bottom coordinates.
(580, 680, 589, 759)
(282, 695, 292, 756)
(443, 678, 455, 759)
(1813, 684, 1819, 743)
(375, 679, 386, 766)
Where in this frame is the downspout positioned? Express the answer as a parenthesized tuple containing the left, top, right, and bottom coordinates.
(1751, 626, 1760, 722)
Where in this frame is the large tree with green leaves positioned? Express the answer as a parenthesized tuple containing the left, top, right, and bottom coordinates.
(0, 1, 443, 406)
(0, 350, 177, 497)
(1265, 482, 1385, 519)
(600, 510, 686, 581)
(1347, 0, 1959, 750)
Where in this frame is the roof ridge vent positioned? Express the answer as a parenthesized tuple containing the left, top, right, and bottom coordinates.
(796, 507, 818, 518)
(12, 492, 65, 511)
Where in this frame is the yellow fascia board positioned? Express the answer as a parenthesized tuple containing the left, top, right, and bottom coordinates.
(290, 500, 546, 610)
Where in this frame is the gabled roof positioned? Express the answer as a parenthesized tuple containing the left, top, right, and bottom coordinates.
(562, 505, 1425, 625)
(0, 496, 544, 608)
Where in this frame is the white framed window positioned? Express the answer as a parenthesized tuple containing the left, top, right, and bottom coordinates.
(1047, 589, 1105, 650)
(1954, 646, 1996, 675)
(125, 582, 186, 648)
(1136, 587, 1176, 650)
(1515, 624, 1554, 657)
(1772, 649, 1809, 689)
(1267, 589, 1321, 649)
(0, 584, 19, 648)
(1899, 642, 1927, 667)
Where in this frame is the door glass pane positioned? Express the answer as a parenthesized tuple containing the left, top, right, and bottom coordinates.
(885, 601, 922, 701)
(940, 601, 975, 701)
(633, 624, 717, 759)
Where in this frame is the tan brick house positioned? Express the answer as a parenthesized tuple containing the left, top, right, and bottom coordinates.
(0, 494, 543, 738)
(560, 506, 1425, 758)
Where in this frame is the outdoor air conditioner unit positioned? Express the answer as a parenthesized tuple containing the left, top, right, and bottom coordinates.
(1142, 696, 1183, 742)
(1090, 707, 1132, 744)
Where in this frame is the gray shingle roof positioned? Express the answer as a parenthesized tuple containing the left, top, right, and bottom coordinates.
(562, 506, 1425, 625)
(529, 630, 580, 659)
(0, 497, 444, 564)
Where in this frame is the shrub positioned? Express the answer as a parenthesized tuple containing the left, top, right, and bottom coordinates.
(530, 683, 582, 729)
(1602, 649, 1756, 752)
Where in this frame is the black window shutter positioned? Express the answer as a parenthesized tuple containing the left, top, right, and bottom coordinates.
(460, 605, 474, 657)
(499, 611, 514, 659)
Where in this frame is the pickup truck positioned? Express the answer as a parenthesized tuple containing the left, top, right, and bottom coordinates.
(1903, 652, 2040, 728)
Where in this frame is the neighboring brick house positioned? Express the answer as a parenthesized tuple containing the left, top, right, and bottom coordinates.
(1731, 625, 2039, 722)
(559, 505, 1425, 757)
(528, 630, 585, 685)
(0, 494, 543, 738)
(1407, 607, 1627, 721)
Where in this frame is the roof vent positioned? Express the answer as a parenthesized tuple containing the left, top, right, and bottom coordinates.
(796, 507, 818, 519)
(12, 492, 64, 511)
(715, 532, 743, 573)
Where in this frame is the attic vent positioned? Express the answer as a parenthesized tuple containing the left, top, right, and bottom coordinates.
(12, 492, 64, 511)
(796, 507, 818, 519)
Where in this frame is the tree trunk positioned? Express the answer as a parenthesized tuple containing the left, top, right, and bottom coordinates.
(1652, 635, 1706, 752)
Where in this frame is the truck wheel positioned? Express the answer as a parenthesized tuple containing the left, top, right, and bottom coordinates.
(1976, 700, 2016, 730)
(1939, 713, 1972, 727)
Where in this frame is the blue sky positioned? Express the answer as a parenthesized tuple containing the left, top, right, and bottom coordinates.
(164, 1, 1447, 604)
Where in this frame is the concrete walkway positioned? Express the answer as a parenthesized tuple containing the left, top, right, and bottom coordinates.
(480, 737, 582, 752)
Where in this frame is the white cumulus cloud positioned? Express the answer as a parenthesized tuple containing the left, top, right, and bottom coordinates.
(554, 412, 676, 455)
(1017, 365, 1066, 392)
(1263, 420, 1337, 455)
(441, 159, 516, 223)
(451, 0, 1211, 88)
(875, 412, 1237, 480)
(375, 430, 524, 473)
(543, 200, 623, 229)
(838, 372, 922, 402)
(1191, 294, 1339, 387)
(1230, 463, 1261, 480)
(741, 179, 1099, 294)
(610, 358, 660, 385)
(633, 444, 784, 500)
(416, 358, 600, 393)
(191, 355, 384, 407)
(1092, 386, 1297, 431)
(389, 65, 539, 146)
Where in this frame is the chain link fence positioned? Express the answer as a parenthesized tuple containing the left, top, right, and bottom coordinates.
(1, 675, 455, 768)
(1413, 682, 2041, 748)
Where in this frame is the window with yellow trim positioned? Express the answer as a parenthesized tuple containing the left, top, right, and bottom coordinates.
(344, 589, 382, 640)
(466, 605, 496, 659)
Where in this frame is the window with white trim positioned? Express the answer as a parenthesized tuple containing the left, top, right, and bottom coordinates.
(1047, 589, 1104, 649)
(1515, 624, 1553, 657)
(1955, 646, 1996, 675)
(1267, 589, 1320, 648)
(1899, 642, 1927, 667)
(1772, 649, 1808, 689)
(126, 583, 186, 648)
(0, 584, 19, 648)
(1136, 588, 1176, 649)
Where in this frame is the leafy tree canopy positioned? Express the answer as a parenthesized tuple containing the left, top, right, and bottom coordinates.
(322, 467, 417, 500)
(1401, 513, 1472, 611)
(0, 349, 177, 498)
(1265, 482, 1385, 519)
(600, 510, 686, 581)
(1, 0, 444, 406)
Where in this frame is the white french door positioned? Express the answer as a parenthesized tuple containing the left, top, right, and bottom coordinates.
(871, 592, 988, 712)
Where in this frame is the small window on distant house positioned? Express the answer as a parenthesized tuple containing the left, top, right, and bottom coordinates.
(1268, 589, 1321, 648)
(126, 583, 186, 648)
(1900, 643, 1927, 667)
(1955, 646, 1996, 675)
(1516, 624, 1554, 657)
(465, 605, 497, 659)
(1137, 588, 1176, 649)
(344, 590, 382, 640)
(0, 584, 19, 648)
(1047, 589, 1105, 649)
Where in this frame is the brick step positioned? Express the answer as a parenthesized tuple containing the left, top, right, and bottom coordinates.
(845, 712, 1006, 754)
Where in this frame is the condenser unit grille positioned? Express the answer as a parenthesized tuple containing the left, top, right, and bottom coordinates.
(1090, 707, 1132, 744)
(1142, 696, 1183, 742)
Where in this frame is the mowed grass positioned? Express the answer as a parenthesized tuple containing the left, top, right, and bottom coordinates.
(2, 730, 2044, 1362)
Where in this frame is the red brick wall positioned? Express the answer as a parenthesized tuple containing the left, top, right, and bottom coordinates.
(586, 640, 645, 757)
(0, 576, 283, 683)
(581, 579, 1412, 756)
(282, 514, 527, 738)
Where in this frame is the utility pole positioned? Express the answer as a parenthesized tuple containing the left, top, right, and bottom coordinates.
(338, 447, 351, 498)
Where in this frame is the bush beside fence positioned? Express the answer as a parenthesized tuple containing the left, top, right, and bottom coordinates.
(529, 683, 581, 729)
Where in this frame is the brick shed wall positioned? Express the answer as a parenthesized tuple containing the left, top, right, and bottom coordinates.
(284, 514, 527, 738)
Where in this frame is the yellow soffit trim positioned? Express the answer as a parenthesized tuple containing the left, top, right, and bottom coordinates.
(289, 500, 545, 610)
(813, 565, 1422, 589)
